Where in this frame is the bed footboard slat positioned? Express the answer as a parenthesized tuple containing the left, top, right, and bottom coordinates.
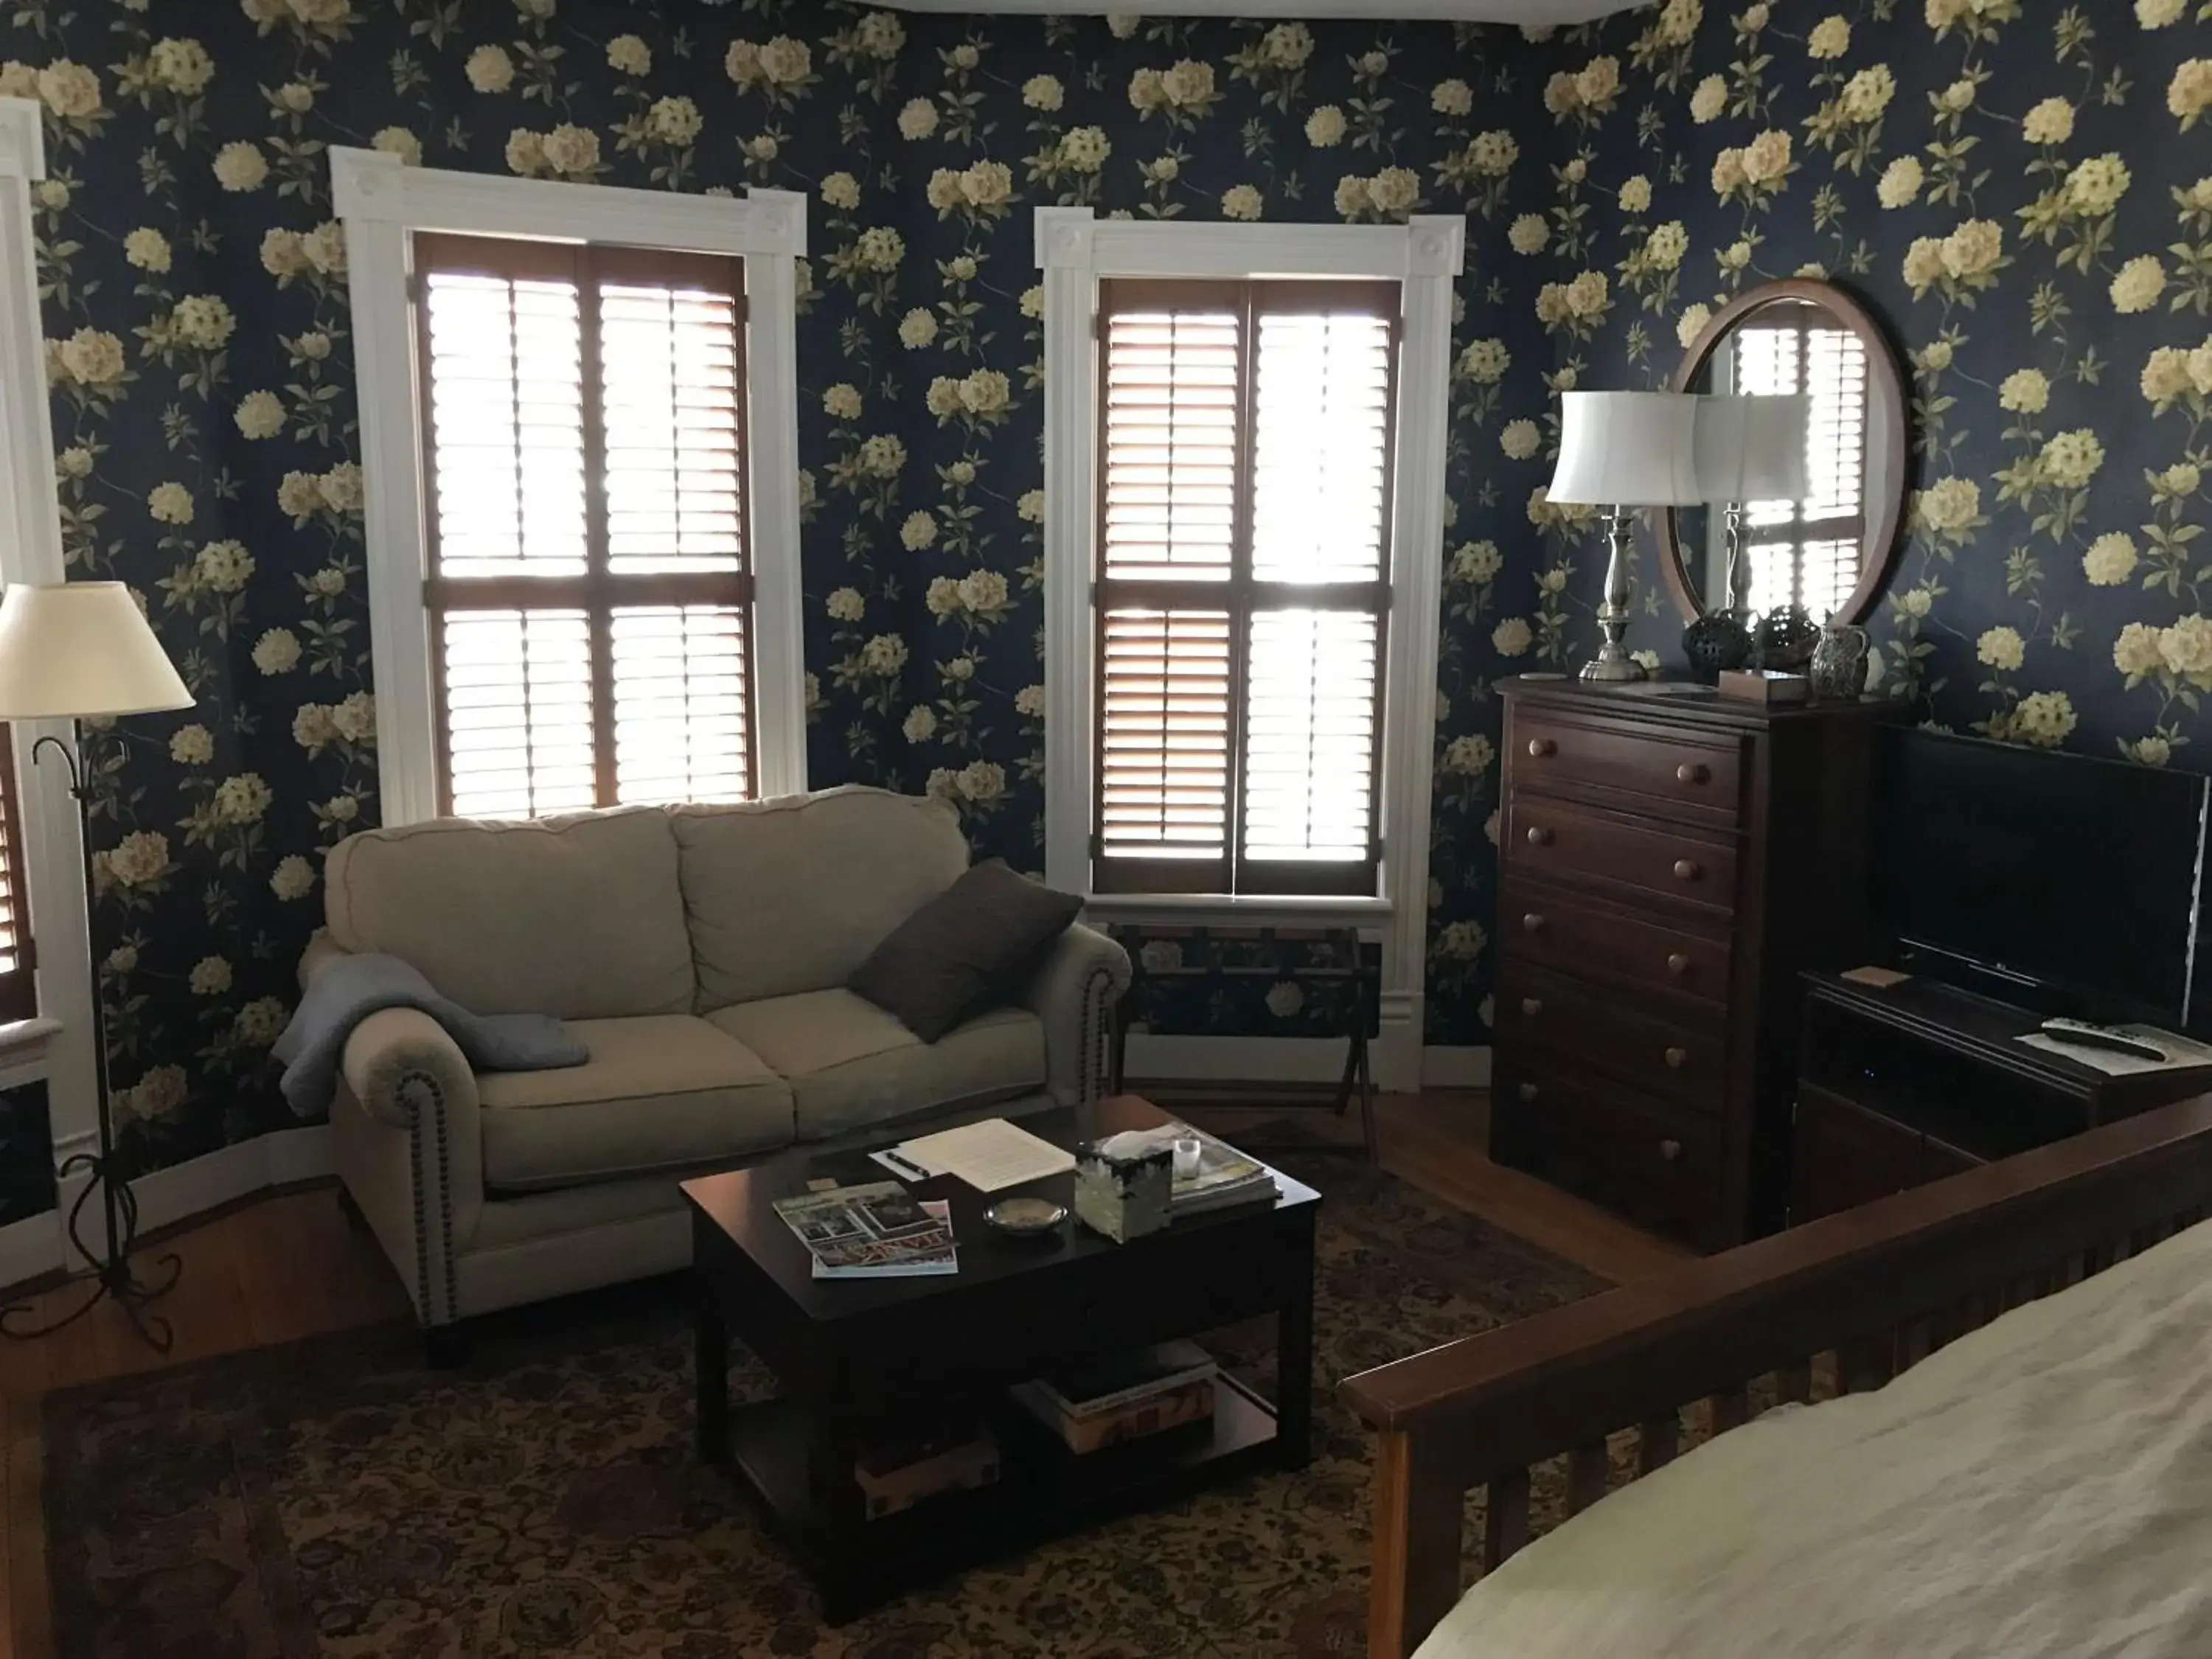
(1566, 1443, 1609, 1514)
(1840, 1333, 1894, 1394)
(1368, 1429, 1463, 1659)
(1637, 1413, 1678, 1473)
(1709, 1385, 1749, 1434)
(1482, 1467, 1531, 1572)
(1777, 1360, 1812, 1404)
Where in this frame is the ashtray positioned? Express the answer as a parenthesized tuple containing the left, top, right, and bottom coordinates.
(984, 1197, 1066, 1237)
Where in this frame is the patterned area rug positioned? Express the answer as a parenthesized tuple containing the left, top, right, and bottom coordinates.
(42, 1155, 1607, 1659)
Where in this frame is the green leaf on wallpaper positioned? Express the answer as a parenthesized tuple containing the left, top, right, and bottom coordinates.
(2051, 616, 2080, 653)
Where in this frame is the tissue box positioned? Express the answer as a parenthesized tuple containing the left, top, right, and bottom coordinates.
(1073, 1137, 1173, 1243)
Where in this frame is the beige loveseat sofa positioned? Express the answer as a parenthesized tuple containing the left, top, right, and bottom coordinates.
(302, 785, 1129, 1343)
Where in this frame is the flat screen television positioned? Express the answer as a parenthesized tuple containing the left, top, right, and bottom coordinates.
(1871, 726, 2211, 1029)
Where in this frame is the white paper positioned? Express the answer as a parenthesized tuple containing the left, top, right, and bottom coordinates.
(2017, 1024, 2212, 1077)
(894, 1119, 1074, 1192)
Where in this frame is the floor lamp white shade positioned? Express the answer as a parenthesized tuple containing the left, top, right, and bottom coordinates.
(0, 582, 192, 720)
(1548, 391, 1704, 508)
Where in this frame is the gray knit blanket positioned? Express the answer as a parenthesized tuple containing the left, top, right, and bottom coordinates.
(273, 952, 588, 1117)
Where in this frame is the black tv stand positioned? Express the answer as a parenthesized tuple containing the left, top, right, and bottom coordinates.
(1790, 970, 2212, 1224)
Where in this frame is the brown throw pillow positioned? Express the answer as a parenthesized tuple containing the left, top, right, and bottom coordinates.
(849, 860, 1083, 1042)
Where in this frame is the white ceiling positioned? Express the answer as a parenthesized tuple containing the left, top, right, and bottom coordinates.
(882, 1, 1640, 21)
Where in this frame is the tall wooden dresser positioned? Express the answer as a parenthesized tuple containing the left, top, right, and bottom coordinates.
(1489, 677, 1903, 1249)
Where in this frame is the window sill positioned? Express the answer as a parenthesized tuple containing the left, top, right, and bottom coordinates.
(0, 1015, 60, 1089)
(1080, 892, 1393, 929)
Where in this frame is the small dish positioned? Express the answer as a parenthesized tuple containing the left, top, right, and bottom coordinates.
(984, 1196, 1066, 1237)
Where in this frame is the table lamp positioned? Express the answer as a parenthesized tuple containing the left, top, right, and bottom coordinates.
(1693, 393, 1811, 616)
(0, 582, 194, 1352)
(1547, 392, 1703, 683)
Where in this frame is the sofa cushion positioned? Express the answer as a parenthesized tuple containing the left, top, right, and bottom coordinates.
(850, 860, 1084, 1041)
(707, 989, 1044, 1143)
(479, 1015, 793, 1192)
(326, 807, 694, 1020)
(672, 786, 970, 1010)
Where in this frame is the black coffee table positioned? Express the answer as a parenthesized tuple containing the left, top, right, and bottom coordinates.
(682, 1094, 1321, 1621)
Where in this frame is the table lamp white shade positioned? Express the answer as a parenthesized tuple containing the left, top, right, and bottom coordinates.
(1694, 393, 1811, 502)
(1548, 391, 1703, 507)
(0, 582, 192, 720)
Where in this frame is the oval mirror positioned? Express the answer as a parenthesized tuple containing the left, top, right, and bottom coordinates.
(1661, 279, 1908, 627)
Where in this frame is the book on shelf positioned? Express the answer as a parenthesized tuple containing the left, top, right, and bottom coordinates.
(772, 1181, 957, 1279)
(853, 1421, 999, 1519)
(1012, 1377, 1216, 1454)
(1025, 1338, 1220, 1421)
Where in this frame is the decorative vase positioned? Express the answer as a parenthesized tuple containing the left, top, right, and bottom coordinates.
(1753, 604, 1820, 674)
(1680, 610, 1753, 685)
(1809, 622, 1871, 700)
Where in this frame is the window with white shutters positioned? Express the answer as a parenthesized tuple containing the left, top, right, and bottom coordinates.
(414, 234, 753, 818)
(0, 728, 32, 1023)
(1733, 305, 1868, 621)
(1093, 278, 1397, 897)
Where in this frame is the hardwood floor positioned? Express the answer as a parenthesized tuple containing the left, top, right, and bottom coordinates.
(0, 1089, 1687, 1659)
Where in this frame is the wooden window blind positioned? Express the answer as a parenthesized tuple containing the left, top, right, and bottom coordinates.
(1733, 305, 1868, 621)
(1093, 277, 1398, 897)
(414, 233, 754, 818)
(0, 727, 33, 1023)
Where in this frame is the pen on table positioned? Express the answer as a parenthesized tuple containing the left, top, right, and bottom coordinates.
(878, 1149, 931, 1182)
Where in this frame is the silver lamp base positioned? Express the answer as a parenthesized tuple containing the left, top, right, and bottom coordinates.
(1576, 506, 1646, 684)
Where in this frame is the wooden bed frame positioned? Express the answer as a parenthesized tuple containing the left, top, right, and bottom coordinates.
(1340, 1093, 2212, 1658)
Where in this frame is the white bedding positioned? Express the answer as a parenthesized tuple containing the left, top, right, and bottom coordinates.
(1420, 1217, 2212, 1659)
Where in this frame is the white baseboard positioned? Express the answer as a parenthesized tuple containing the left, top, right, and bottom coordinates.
(0, 1206, 60, 1293)
(1421, 1046, 1493, 1088)
(1118, 1033, 1491, 1095)
(53, 1124, 333, 1275)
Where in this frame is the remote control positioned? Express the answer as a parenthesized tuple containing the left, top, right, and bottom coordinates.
(2038, 1018, 2171, 1063)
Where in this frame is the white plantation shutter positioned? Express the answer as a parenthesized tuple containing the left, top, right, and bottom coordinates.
(0, 728, 34, 1023)
(415, 234, 754, 817)
(1093, 279, 1397, 897)
(1735, 305, 1869, 620)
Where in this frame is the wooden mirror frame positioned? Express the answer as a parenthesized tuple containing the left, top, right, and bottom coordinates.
(1658, 278, 1910, 627)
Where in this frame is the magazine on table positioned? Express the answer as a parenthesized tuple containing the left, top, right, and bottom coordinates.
(773, 1180, 959, 1279)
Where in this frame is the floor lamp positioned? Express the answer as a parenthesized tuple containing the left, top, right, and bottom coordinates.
(0, 582, 193, 1351)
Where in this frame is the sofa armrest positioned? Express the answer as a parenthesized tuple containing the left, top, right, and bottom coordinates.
(1018, 922, 1130, 1107)
(330, 1007, 487, 1328)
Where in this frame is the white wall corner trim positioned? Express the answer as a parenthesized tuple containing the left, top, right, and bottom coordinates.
(332, 149, 810, 825)
(1036, 208, 1464, 1093)
(0, 96, 98, 1273)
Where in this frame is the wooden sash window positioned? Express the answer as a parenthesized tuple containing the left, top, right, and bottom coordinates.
(0, 727, 33, 1022)
(1093, 277, 1398, 897)
(1733, 304, 1869, 621)
(414, 233, 754, 818)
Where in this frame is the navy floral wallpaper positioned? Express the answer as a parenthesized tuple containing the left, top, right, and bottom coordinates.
(0, 0, 2205, 1218)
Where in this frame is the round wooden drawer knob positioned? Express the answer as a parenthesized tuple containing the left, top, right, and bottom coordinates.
(1520, 997, 1543, 1018)
(1666, 952, 1691, 976)
(1526, 825, 1553, 846)
(1517, 1082, 1540, 1102)
(1659, 1138, 1683, 1162)
(1676, 762, 1710, 785)
(1527, 737, 1557, 759)
(1523, 912, 1546, 933)
(1672, 858, 1700, 880)
(1665, 1046, 1688, 1070)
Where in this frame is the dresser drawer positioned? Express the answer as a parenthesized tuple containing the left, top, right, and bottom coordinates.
(1497, 964, 1728, 1113)
(1505, 796, 1736, 916)
(1495, 1056, 1724, 1243)
(1503, 882, 1732, 1011)
(1512, 709, 1743, 824)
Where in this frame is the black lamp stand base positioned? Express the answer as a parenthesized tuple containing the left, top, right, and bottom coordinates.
(0, 1155, 181, 1354)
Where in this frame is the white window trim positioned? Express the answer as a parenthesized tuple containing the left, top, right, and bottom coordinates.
(0, 99, 97, 1217)
(332, 149, 811, 824)
(1035, 208, 1463, 1090)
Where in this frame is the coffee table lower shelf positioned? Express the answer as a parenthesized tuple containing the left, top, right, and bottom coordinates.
(717, 1371, 1284, 1621)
